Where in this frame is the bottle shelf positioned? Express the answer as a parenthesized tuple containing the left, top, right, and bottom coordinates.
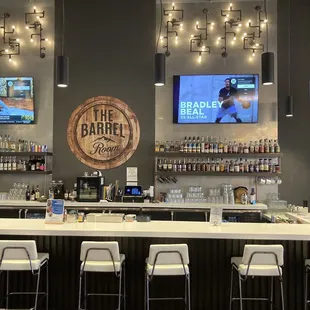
(0, 152, 52, 156)
(155, 152, 283, 158)
(0, 170, 52, 174)
(155, 171, 282, 177)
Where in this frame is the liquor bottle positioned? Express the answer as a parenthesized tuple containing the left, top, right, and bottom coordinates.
(36, 157, 40, 170)
(255, 160, 260, 173)
(179, 139, 184, 152)
(229, 160, 234, 173)
(220, 158, 225, 172)
(25, 185, 31, 201)
(249, 141, 254, 153)
(12, 156, 16, 171)
(209, 138, 214, 153)
(3, 157, 7, 171)
(31, 186, 36, 201)
(215, 159, 220, 172)
(259, 139, 264, 153)
(238, 143, 243, 154)
(206, 158, 211, 172)
(192, 137, 196, 153)
(264, 159, 268, 172)
(264, 139, 270, 153)
(0, 156, 3, 171)
(177, 159, 182, 172)
(196, 137, 201, 153)
(201, 136, 205, 153)
(234, 160, 240, 172)
(165, 141, 170, 152)
(10, 137, 16, 152)
(3, 135, 8, 152)
(197, 158, 201, 172)
(159, 141, 165, 152)
(223, 139, 228, 153)
(205, 137, 210, 153)
(244, 159, 249, 173)
(157, 159, 162, 171)
(275, 140, 280, 153)
(7, 156, 11, 171)
(243, 143, 249, 154)
(210, 159, 216, 172)
(167, 159, 173, 171)
(172, 160, 177, 172)
(170, 141, 175, 152)
(0, 135, 3, 152)
(192, 159, 197, 172)
(64, 190, 69, 200)
(17, 159, 23, 171)
(213, 138, 218, 154)
(218, 138, 223, 154)
(155, 141, 160, 152)
(187, 137, 192, 153)
(187, 159, 192, 172)
(174, 141, 180, 152)
(163, 159, 168, 171)
(228, 141, 233, 153)
(7, 135, 11, 151)
(73, 183, 77, 200)
(239, 158, 244, 172)
(35, 185, 40, 200)
(254, 140, 259, 153)
(268, 159, 273, 172)
(40, 157, 45, 171)
(233, 141, 238, 153)
(270, 139, 274, 153)
(249, 161, 254, 173)
(250, 188, 256, 204)
(23, 160, 27, 171)
(31, 157, 36, 171)
(184, 137, 188, 153)
(201, 160, 206, 172)
(182, 159, 187, 172)
(225, 160, 229, 172)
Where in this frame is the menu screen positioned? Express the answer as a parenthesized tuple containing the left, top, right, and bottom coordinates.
(0, 77, 34, 124)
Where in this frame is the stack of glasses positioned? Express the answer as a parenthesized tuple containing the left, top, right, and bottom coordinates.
(185, 186, 206, 203)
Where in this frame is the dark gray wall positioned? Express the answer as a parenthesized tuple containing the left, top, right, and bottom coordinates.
(53, 0, 155, 189)
(278, 0, 310, 204)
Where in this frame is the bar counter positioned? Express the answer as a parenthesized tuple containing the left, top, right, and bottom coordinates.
(0, 218, 308, 240)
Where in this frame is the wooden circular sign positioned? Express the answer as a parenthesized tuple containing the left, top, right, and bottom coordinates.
(67, 96, 140, 170)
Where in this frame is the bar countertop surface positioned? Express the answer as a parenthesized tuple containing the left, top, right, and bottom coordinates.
(0, 219, 309, 240)
(0, 200, 267, 210)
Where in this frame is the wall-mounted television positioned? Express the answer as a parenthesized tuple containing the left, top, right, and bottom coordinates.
(173, 74, 259, 124)
(0, 77, 34, 124)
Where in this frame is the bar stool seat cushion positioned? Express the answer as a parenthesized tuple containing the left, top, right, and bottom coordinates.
(81, 253, 125, 272)
(0, 252, 49, 271)
(305, 259, 310, 267)
(231, 256, 282, 276)
(145, 258, 189, 276)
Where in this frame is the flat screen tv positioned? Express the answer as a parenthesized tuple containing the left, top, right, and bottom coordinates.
(173, 74, 259, 124)
(0, 77, 34, 124)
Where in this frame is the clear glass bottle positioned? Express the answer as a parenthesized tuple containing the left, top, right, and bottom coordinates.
(163, 159, 168, 171)
(187, 159, 192, 172)
(155, 141, 160, 152)
(270, 139, 274, 153)
(206, 158, 211, 172)
(192, 137, 196, 153)
(182, 159, 186, 172)
(0, 156, 3, 171)
(0, 135, 3, 152)
(12, 156, 16, 171)
(196, 137, 201, 153)
(157, 159, 162, 171)
(218, 138, 223, 154)
(234, 160, 240, 172)
(215, 159, 220, 172)
(275, 140, 280, 153)
(259, 139, 264, 153)
(187, 137, 192, 153)
(239, 158, 244, 172)
(249, 141, 254, 153)
(210, 158, 216, 172)
(3, 135, 8, 152)
(201, 136, 205, 153)
(254, 140, 259, 153)
(223, 138, 228, 153)
(220, 158, 225, 172)
(183, 137, 188, 153)
(159, 141, 165, 152)
(7, 156, 11, 171)
(165, 141, 170, 152)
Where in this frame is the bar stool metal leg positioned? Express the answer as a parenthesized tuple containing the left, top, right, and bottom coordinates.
(34, 267, 41, 310)
(6, 270, 9, 310)
(238, 275, 243, 310)
(146, 274, 150, 310)
(270, 277, 274, 310)
(78, 271, 82, 310)
(46, 261, 49, 310)
(187, 273, 191, 310)
(184, 274, 187, 308)
(118, 269, 122, 310)
(123, 263, 126, 310)
(280, 279, 285, 310)
(306, 266, 309, 310)
(229, 266, 234, 310)
(84, 272, 87, 310)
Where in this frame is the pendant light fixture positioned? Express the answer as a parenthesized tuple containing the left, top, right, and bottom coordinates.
(56, 0, 69, 88)
(261, 0, 274, 85)
(286, 0, 293, 117)
(155, 0, 165, 86)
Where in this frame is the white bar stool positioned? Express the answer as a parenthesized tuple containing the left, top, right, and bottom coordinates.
(79, 241, 126, 310)
(229, 244, 284, 310)
(304, 259, 310, 310)
(145, 244, 190, 310)
(0, 240, 49, 310)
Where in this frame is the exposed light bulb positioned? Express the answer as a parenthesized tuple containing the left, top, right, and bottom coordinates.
(227, 14, 230, 17)
(196, 21, 199, 25)
(243, 33, 247, 36)
(9, 57, 12, 62)
(264, 19, 268, 23)
(238, 23, 242, 27)
(33, 6, 36, 10)
(249, 56, 253, 62)
(236, 28, 240, 32)
(255, 43, 259, 46)
(180, 23, 183, 27)
(169, 13, 172, 17)
(25, 26, 29, 29)
(231, 40, 235, 45)
(217, 37, 221, 40)
(12, 25, 15, 29)
(252, 52, 255, 57)
(210, 26, 214, 30)
(172, 2, 175, 6)
(198, 55, 202, 63)
(45, 38, 48, 41)
(202, 45, 206, 49)
(233, 36, 236, 40)
(225, 18, 228, 22)
(211, 22, 215, 26)
(16, 38, 20, 42)
(30, 38, 33, 42)
(191, 34, 194, 38)
(36, 16, 40, 19)
(175, 35, 178, 40)
(4, 49, 8, 53)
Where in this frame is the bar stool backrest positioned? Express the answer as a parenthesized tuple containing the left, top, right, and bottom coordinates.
(80, 241, 120, 262)
(242, 244, 284, 266)
(0, 240, 38, 261)
(148, 244, 189, 265)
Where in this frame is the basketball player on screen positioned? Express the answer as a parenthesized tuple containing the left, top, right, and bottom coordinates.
(215, 78, 250, 123)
